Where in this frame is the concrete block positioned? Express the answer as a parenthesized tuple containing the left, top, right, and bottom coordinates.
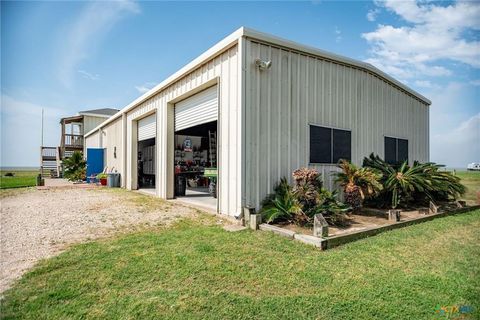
(429, 201, 438, 215)
(259, 224, 296, 239)
(294, 233, 324, 248)
(313, 213, 329, 237)
(388, 209, 401, 221)
(249, 213, 261, 230)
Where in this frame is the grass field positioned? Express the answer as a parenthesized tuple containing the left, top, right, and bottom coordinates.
(2, 210, 479, 319)
(0, 170, 38, 189)
(455, 171, 480, 204)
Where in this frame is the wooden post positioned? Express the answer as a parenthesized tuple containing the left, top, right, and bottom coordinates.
(388, 209, 401, 222)
(313, 213, 329, 238)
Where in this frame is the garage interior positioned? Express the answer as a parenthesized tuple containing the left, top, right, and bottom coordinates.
(137, 114, 156, 193)
(173, 85, 218, 212)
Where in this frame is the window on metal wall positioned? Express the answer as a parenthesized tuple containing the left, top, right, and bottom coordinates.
(310, 125, 351, 164)
(384, 137, 408, 165)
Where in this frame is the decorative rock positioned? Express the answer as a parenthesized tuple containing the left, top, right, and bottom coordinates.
(313, 213, 329, 238)
(259, 224, 296, 238)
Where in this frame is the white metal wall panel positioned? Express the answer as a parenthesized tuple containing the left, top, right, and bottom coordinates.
(103, 117, 123, 175)
(175, 85, 218, 131)
(244, 39, 430, 210)
(137, 114, 156, 141)
(126, 45, 241, 216)
(83, 115, 108, 134)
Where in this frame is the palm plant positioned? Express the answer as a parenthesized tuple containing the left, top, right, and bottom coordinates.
(63, 151, 86, 182)
(292, 168, 323, 212)
(334, 159, 382, 211)
(362, 154, 466, 208)
(260, 178, 306, 224)
(312, 189, 351, 225)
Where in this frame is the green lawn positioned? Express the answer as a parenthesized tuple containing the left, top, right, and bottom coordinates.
(2, 211, 479, 319)
(0, 170, 38, 189)
(455, 171, 480, 204)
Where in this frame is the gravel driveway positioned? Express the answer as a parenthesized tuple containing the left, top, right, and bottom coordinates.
(0, 187, 195, 293)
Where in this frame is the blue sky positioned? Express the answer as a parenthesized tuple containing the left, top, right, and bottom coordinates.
(1, 0, 479, 167)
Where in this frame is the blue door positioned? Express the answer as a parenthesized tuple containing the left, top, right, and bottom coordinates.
(86, 148, 104, 182)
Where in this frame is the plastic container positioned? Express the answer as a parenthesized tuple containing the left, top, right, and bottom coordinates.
(107, 173, 121, 187)
(175, 175, 186, 196)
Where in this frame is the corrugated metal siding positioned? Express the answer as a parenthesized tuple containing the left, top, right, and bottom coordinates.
(85, 131, 100, 151)
(244, 39, 429, 210)
(126, 45, 241, 216)
(83, 116, 107, 134)
(102, 117, 123, 176)
(138, 113, 156, 141)
(175, 85, 218, 131)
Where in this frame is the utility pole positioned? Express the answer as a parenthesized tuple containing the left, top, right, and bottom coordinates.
(41, 108, 44, 147)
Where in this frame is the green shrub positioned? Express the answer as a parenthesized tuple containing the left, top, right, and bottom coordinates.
(63, 151, 86, 182)
(96, 173, 108, 179)
(260, 169, 352, 227)
(259, 178, 306, 224)
(334, 159, 382, 211)
(363, 153, 466, 209)
(311, 189, 351, 225)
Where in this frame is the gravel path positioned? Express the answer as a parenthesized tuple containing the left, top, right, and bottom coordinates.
(0, 187, 195, 293)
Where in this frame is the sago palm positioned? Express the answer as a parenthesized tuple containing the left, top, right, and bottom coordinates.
(334, 159, 382, 211)
(260, 178, 305, 224)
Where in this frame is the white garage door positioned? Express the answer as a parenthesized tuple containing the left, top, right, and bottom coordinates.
(138, 113, 156, 141)
(175, 85, 218, 131)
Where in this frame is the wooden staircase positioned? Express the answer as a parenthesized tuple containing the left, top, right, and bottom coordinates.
(40, 147, 61, 178)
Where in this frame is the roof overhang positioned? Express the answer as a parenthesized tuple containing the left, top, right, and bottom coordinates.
(78, 112, 113, 118)
(60, 115, 83, 124)
(85, 27, 431, 138)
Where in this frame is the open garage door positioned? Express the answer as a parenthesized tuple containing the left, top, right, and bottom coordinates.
(175, 85, 218, 131)
(138, 113, 156, 141)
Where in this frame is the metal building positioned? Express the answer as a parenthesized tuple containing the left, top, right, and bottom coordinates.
(84, 27, 431, 217)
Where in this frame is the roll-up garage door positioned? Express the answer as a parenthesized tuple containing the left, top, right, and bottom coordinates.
(138, 113, 156, 141)
(175, 85, 218, 131)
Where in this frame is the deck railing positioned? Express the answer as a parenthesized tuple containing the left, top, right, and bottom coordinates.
(63, 134, 83, 148)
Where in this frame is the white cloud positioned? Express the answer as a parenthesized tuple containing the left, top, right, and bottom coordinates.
(367, 8, 380, 22)
(414, 80, 439, 89)
(362, 1, 480, 80)
(334, 26, 342, 43)
(78, 70, 99, 81)
(1, 94, 67, 167)
(57, 0, 139, 87)
(135, 82, 157, 94)
(431, 113, 480, 167)
(470, 79, 480, 86)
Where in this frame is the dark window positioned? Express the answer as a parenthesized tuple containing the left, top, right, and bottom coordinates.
(310, 125, 351, 164)
(384, 137, 397, 164)
(397, 139, 408, 163)
(310, 126, 331, 163)
(384, 137, 409, 165)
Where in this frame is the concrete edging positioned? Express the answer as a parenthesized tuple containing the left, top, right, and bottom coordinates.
(258, 205, 480, 250)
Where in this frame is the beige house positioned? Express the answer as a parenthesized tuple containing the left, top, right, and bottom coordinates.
(84, 27, 431, 217)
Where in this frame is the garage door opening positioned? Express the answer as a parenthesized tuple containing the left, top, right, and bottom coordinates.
(137, 113, 156, 193)
(173, 85, 218, 212)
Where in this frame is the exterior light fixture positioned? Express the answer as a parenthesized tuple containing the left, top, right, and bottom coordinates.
(254, 58, 272, 70)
